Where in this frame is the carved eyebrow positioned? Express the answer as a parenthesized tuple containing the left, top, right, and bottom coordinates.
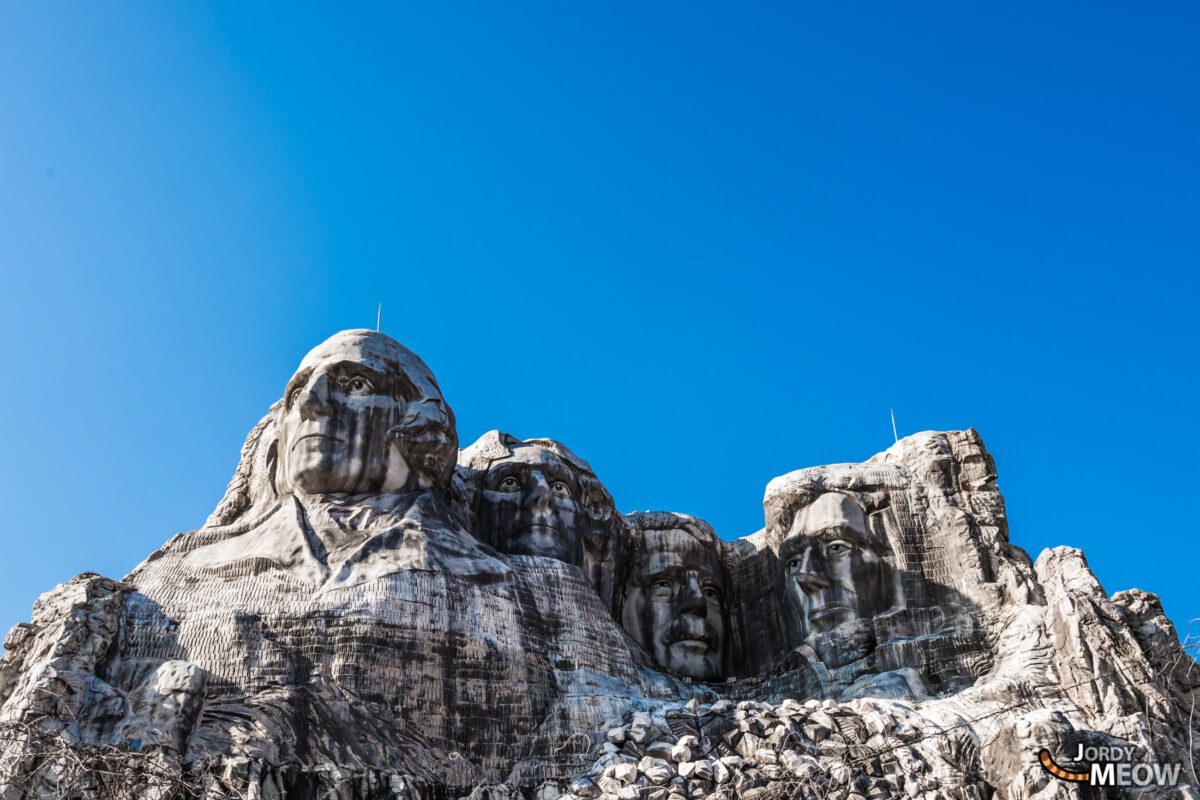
(638, 564, 725, 585)
(539, 465, 577, 484)
(283, 362, 397, 408)
(638, 565, 687, 586)
(780, 528, 862, 560)
(778, 536, 812, 560)
(487, 462, 577, 485)
(811, 525, 867, 545)
(327, 360, 411, 400)
(485, 463, 524, 483)
(325, 361, 389, 383)
(283, 368, 314, 408)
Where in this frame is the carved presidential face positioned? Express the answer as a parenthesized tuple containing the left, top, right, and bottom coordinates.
(277, 332, 413, 495)
(477, 445, 588, 563)
(781, 493, 884, 660)
(622, 528, 727, 681)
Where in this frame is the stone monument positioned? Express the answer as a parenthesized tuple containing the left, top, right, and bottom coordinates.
(0, 331, 1195, 800)
(621, 513, 729, 682)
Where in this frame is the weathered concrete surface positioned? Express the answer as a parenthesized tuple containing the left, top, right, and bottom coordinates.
(0, 331, 1195, 800)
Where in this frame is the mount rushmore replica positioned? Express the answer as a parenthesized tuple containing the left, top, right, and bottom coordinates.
(0, 330, 1196, 800)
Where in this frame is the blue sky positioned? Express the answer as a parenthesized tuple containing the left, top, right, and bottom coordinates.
(1, 3, 1196, 641)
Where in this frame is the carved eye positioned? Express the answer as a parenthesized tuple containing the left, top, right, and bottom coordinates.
(703, 586, 722, 601)
(826, 540, 852, 556)
(787, 556, 803, 571)
(288, 387, 303, 407)
(651, 579, 673, 590)
(345, 376, 373, 395)
(498, 476, 521, 492)
(552, 481, 571, 498)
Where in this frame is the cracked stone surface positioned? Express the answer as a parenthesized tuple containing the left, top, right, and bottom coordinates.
(1, 330, 1195, 800)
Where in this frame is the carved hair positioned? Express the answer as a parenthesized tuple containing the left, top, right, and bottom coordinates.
(762, 464, 901, 553)
(205, 402, 281, 529)
(625, 511, 722, 551)
(457, 430, 616, 528)
(766, 487, 872, 555)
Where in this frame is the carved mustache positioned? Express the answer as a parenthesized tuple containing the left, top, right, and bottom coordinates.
(661, 616, 718, 648)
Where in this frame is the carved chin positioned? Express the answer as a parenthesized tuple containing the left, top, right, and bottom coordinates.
(669, 653, 717, 680)
(809, 618, 876, 668)
(287, 463, 342, 494)
(286, 458, 366, 494)
(661, 640, 719, 680)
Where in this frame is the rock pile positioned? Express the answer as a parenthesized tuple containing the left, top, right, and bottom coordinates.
(569, 698, 986, 800)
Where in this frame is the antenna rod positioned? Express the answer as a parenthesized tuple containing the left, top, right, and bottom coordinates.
(377, 303, 381, 332)
(891, 409, 899, 443)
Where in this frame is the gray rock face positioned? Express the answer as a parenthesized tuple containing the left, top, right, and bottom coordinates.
(1, 330, 1196, 800)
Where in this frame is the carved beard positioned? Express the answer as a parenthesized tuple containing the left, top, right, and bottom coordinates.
(809, 617, 876, 668)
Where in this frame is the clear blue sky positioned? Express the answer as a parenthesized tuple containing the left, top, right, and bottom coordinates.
(1, 3, 1197, 642)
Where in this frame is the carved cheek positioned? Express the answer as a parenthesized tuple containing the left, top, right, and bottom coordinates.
(707, 601, 726, 648)
(623, 589, 652, 650)
(652, 620, 673, 666)
(836, 558, 858, 595)
(554, 499, 581, 540)
(848, 552, 881, 614)
(647, 591, 674, 636)
(785, 575, 806, 616)
(340, 409, 371, 470)
(354, 403, 394, 460)
(480, 493, 522, 547)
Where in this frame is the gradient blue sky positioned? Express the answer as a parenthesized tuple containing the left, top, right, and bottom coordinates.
(1, 3, 1197, 641)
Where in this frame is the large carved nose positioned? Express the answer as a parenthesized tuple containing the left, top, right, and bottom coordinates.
(525, 472, 555, 513)
(676, 571, 707, 617)
(297, 373, 335, 421)
(793, 548, 830, 595)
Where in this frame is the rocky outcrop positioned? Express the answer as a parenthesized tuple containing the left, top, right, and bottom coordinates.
(0, 330, 1195, 800)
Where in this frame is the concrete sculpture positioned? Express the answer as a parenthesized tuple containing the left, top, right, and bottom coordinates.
(0, 331, 1195, 800)
(774, 490, 894, 669)
(278, 329, 458, 495)
(459, 431, 616, 565)
(621, 513, 729, 681)
(458, 431, 628, 614)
